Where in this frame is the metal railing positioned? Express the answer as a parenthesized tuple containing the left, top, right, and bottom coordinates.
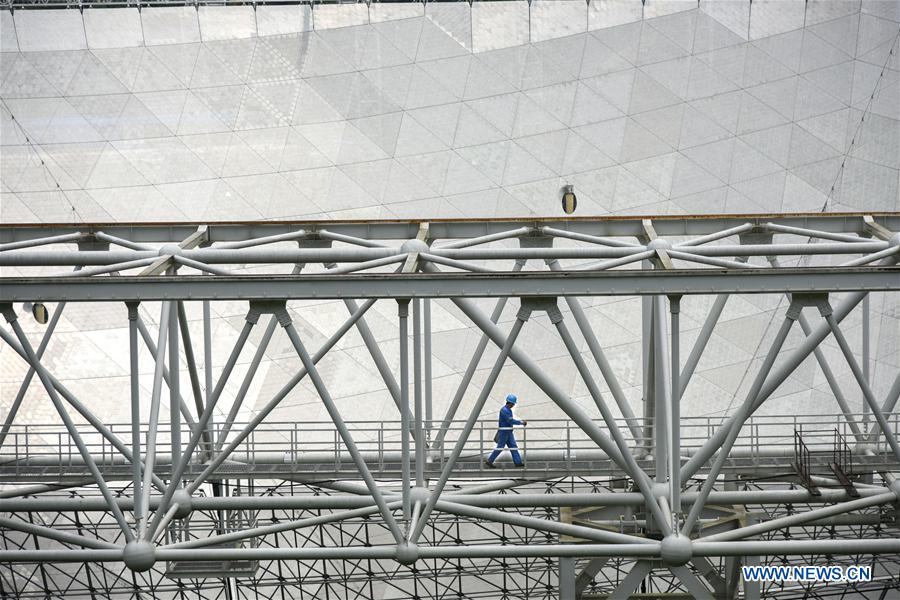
(1, 413, 897, 479)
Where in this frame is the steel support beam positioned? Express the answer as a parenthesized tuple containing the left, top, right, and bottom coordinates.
(3, 267, 898, 302)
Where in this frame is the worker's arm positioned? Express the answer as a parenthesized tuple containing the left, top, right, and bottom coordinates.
(500, 406, 527, 427)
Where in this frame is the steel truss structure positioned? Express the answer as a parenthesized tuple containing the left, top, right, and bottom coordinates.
(1, 212, 899, 599)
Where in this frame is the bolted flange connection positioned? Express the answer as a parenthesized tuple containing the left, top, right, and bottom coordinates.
(660, 535, 692, 566)
(395, 542, 419, 565)
(122, 541, 155, 572)
(171, 489, 193, 520)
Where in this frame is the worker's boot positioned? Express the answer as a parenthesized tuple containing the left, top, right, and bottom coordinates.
(484, 460, 497, 468)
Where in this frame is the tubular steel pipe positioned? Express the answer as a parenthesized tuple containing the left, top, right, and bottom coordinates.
(675, 223, 754, 247)
(189, 299, 378, 492)
(0, 231, 84, 252)
(439, 226, 531, 250)
(767, 256, 862, 439)
(763, 222, 873, 244)
(413, 298, 425, 488)
(398, 299, 411, 521)
(0, 329, 166, 492)
(342, 298, 405, 418)
(432, 500, 649, 545)
(93, 232, 154, 251)
(434, 260, 525, 448)
(424, 298, 433, 431)
(541, 226, 640, 248)
(52, 257, 158, 278)
(554, 315, 671, 536)
(0, 516, 120, 550)
(160, 311, 258, 497)
(410, 315, 527, 543)
(701, 490, 899, 542)
(215, 229, 308, 249)
(139, 301, 171, 539)
(0, 300, 67, 451)
(669, 295, 681, 528)
(2, 487, 889, 513)
(165, 501, 403, 550)
(135, 315, 198, 430)
(4, 538, 900, 564)
(681, 311, 797, 535)
(168, 299, 181, 488)
(547, 259, 641, 442)
(127, 303, 142, 523)
(680, 256, 895, 482)
(282, 319, 405, 544)
(823, 309, 900, 464)
(420, 263, 629, 473)
(0, 315, 134, 543)
(176, 301, 213, 456)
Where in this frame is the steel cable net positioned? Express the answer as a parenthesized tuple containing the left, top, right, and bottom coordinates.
(1, 0, 900, 598)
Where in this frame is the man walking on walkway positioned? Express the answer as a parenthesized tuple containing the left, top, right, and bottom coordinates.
(485, 394, 527, 468)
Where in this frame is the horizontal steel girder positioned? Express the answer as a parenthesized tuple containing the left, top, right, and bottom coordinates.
(0, 487, 888, 513)
(2, 213, 897, 245)
(2, 267, 898, 302)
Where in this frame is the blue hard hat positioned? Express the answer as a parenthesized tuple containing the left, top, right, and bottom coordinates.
(506, 394, 517, 405)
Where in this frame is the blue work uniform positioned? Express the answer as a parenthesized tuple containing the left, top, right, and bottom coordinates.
(488, 405, 523, 465)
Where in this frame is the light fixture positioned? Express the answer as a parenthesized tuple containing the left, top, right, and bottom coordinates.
(23, 302, 50, 325)
(560, 184, 577, 214)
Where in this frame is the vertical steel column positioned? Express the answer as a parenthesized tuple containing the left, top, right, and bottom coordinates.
(653, 298, 668, 486)
(168, 298, 181, 483)
(398, 299, 411, 520)
(140, 301, 171, 539)
(559, 557, 575, 600)
(127, 302, 142, 523)
(669, 295, 681, 530)
(413, 298, 425, 487)
(862, 294, 870, 427)
(642, 260, 654, 457)
(203, 297, 212, 405)
(424, 299, 433, 435)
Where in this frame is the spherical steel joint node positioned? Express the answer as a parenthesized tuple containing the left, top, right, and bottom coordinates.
(409, 486, 430, 504)
(122, 541, 155, 572)
(171, 489, 193, 520)
(159, 244, 183, 257)
(647, 238, 671, 251)
(395, 542, 419, 565)
(651, 482, 668, 499)
(660, 535, 692, 566)
(400, 239, 430, 255)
